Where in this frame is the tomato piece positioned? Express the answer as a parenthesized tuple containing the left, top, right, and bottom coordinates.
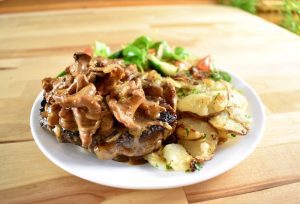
(83, 47, 92, 56)
(196, 55, 212, 72)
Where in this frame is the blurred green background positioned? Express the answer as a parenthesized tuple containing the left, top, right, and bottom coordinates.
(220, 0, 300, 35)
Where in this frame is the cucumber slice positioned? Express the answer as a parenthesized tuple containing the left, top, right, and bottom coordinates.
(148, 55, 178, 76)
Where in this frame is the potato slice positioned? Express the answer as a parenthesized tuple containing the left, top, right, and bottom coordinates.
(227, 106, 252, 129)
(209, 87, 252, 134)
(228, 89, 248, 111)
(217, 129, 242, 142)
(218, 129, 233, 139)
(177, 90, 228, 116)
(209, 111, 248, 135)
(163, 144, 192, 171)
(176, 117, 217, 140)
(144, 152, 167, 170)
(179, 133, 218, 162)
(177, 80, 230, 117)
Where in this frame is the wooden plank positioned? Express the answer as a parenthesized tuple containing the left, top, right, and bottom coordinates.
(0, 141, 68, 190)
(0, 0, 216, 14)
(0, 175, 187, 204)
(194, 182, 300, 204)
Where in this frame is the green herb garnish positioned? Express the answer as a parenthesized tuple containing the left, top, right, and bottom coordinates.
(245, 114, 252, 119)
(177, 88, 203, 98)
(194, 163, 203, 171)
(214, 92, 221, 100)
(185, 128, 190, 137)
(57, 70, 66, 77)
(231, 133, 236, 138)
(166, 163, 172, 170)
(184, 70, 192, 77)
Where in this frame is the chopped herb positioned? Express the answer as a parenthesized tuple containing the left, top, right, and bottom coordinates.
(176, 88, 189, 97)
(185, 128, 190, 137)
(185, 169, 191, 172)
(177, 88, 202, 98)
(231, 133, 236, 138)
(57, 70, 66, 77)
(245, 114, 252, 119)
(202, 133, 207, 139)
(210, 71, 222, 81)
(194, 163, 203, 171)
(184, 69, 192, 77)
(166, 163, 172, 170)
(190, 89, 202, 95)
(214, 92, 221, 100)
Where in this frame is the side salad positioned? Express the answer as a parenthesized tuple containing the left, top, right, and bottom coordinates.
(73, 36, 231, 82)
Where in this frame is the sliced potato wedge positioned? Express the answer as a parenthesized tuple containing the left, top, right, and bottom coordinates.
(177, 90, 228, 116)
(177, 80, 230, 117)
(179, 132, 218, 162)
(176, 117, 217, 140)
(144, 152, 167, 170)
(209, 111, 248, 135)
(163, 144, 192, 171)
(218, 129, 232, 139)
(227, 106, 252, 129)
(228, 89, 248, 111)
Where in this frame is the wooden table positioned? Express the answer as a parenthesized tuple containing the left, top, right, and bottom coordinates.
(1, 5, 300, 204)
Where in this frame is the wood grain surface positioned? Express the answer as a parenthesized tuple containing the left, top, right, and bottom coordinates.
(0, 5, 300, 204)
(0, 0, 216, 14)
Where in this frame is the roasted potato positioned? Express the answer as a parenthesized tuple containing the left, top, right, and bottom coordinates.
(208, 111, 248, 135)
(177, 90, 228, 117)
(227, 107, 252, 129)
(176, 117, 217, 140)
(163, 144, 192, 171)
(228, 89, 248, 111)
(179, 130, 218, 162)
(144, 152, 167, 170)
(177, 80, 231, 117)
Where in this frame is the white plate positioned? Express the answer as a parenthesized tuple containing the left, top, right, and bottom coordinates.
(30, 71, 265, 189)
